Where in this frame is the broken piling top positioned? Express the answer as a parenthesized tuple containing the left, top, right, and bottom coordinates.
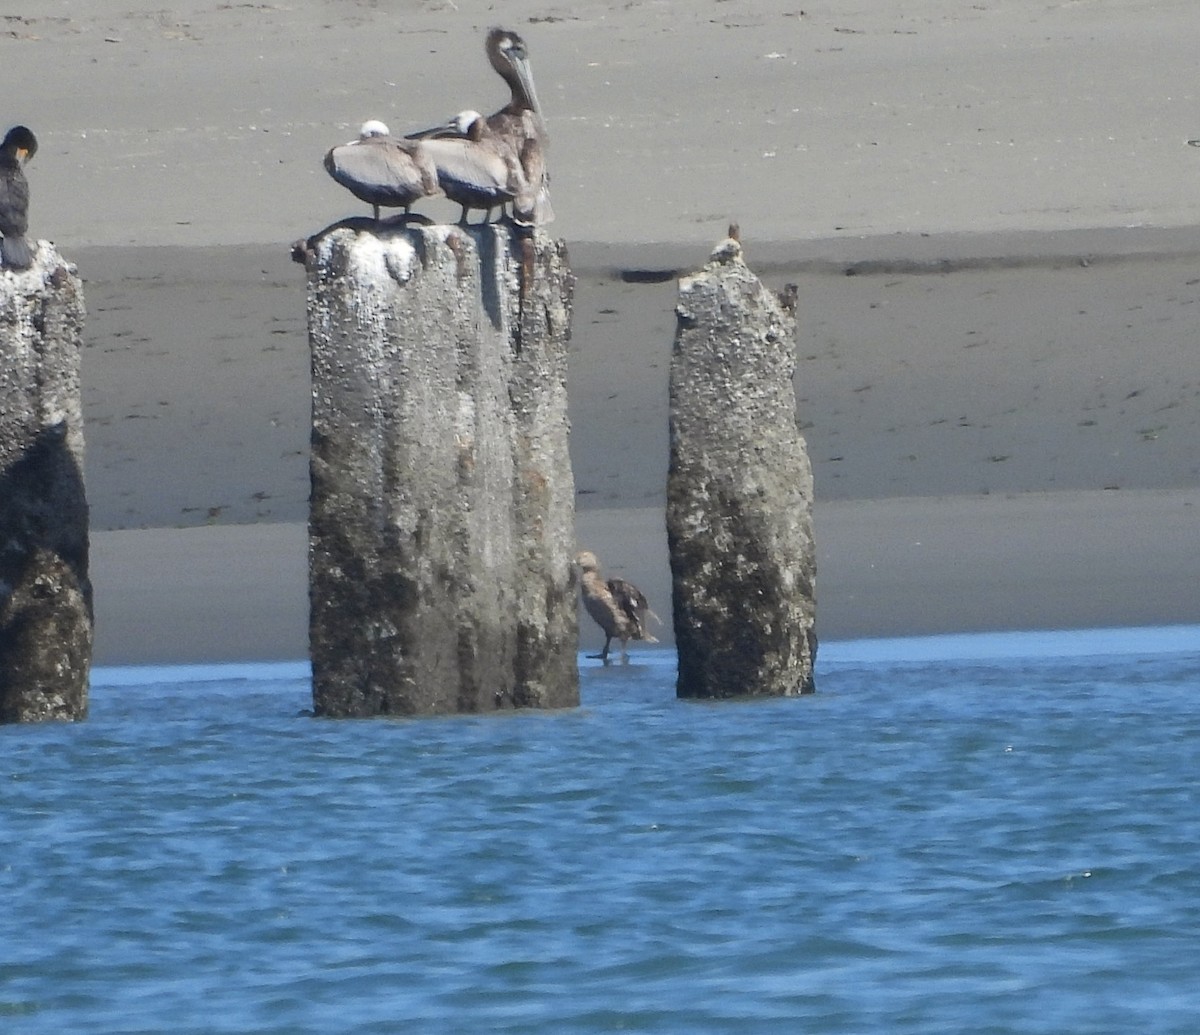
(303, 221, 578, 717)
(667, 231, 817, 698)
(0, 242, 92, 723)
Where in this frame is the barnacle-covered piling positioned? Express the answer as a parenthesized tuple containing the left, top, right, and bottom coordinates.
(667, 232, 817, 698)
(0, 243, 92, 723)
(303, 223, 577, 716)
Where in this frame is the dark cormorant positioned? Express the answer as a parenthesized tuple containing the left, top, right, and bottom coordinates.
(1, 125, 38, 270)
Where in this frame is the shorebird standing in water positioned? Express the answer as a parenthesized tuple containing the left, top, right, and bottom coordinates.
(576, 550, 660, 662)
(0, 125, 38, 270)
(324, 120, 440, 222)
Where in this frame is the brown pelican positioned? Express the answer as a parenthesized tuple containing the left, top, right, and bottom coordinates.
(324, 120, 439, 222)
(407, 28, 553, 226)
(0, 125, 37, 270)
(576, 550, 660, 662)
(419, 111, 530, 224)
(484, 28, 553, 226)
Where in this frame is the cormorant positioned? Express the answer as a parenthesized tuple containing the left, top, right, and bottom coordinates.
(1, 125, 38, 270)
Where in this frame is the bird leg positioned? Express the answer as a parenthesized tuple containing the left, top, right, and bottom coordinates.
(587, 635, 613, 662)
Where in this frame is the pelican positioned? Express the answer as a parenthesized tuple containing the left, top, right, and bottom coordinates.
(419, 111, 530, 224)
(324, 120, 439, 222)
(407, 28, 553, 226)
(0, 125, 37, 270)
(576, 550, 660, 662)
(484, 27, 552, 226)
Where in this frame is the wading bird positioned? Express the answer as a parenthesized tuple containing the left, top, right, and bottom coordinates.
(0, 125, 38, 270)
(576, 550, 660, 662)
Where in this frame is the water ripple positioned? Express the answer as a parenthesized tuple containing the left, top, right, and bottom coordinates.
(3, 649, 1199, 1032)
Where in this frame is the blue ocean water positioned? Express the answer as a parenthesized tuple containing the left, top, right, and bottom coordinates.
(3, 630, 1199, 1034)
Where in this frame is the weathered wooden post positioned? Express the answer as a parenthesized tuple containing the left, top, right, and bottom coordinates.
(303, 223, 577, 716)
(0, 243, 92, 723)
(667, 231, 817, 697)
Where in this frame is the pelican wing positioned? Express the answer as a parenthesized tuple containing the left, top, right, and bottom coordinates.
(421, 138, 521, 196)
(329, 138, 433, 197)
(517, 133, 552, 225)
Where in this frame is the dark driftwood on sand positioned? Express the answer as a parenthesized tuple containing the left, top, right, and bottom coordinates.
(667, 233, 817, 698)
(0, 246, 92, 723)
(304, 223, 577, 717)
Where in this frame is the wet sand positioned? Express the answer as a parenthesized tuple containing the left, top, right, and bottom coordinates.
(91, 487, 1200, 666)
(84, 230, 1200, 664)
(5, 1, 1198, 664)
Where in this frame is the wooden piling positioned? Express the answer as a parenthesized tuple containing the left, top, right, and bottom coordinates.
(667, 233, 817, 698)
(303, 223, 577, 716)
(0, 244, 92, 722)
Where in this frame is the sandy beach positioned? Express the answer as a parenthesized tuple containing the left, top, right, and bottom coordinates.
(5, 1, 1198, 664)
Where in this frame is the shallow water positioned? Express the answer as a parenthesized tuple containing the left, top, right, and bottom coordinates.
(4, 637, 1199, 1033)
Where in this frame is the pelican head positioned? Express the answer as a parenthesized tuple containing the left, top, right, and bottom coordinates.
(358, 119, 391, 140)
(487, 28, 542, 116)
(488, 29, 529, 69)
(451, 110, 486, 139)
